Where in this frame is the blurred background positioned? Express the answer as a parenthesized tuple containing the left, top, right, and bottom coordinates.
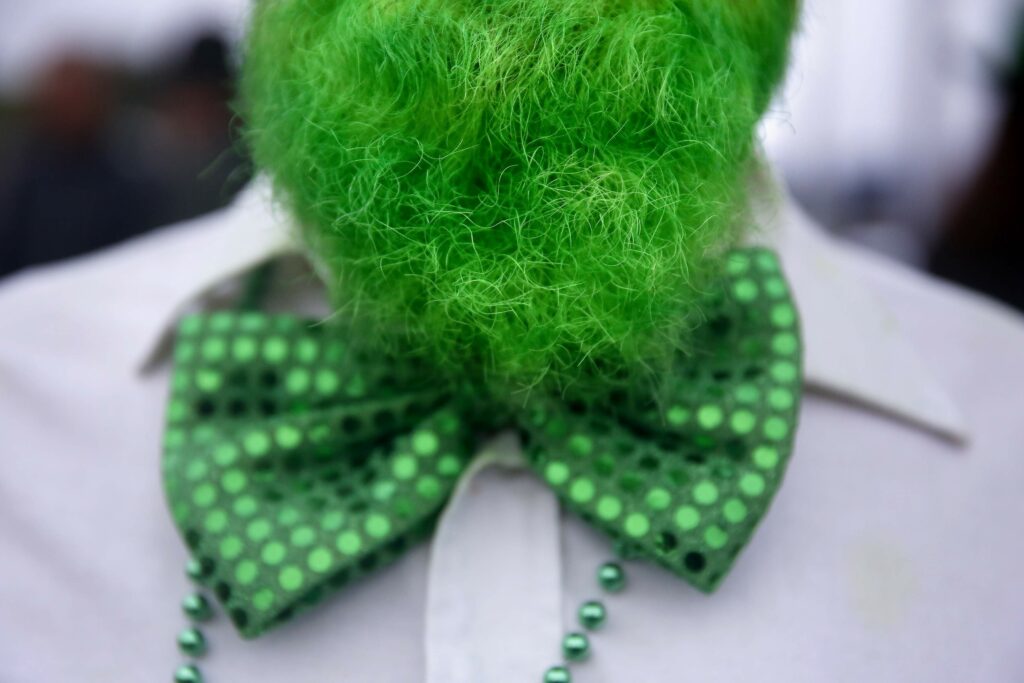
(1, 0, 1022, 309)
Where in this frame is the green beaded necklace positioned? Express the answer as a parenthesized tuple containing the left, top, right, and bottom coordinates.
(172, 557, 630, 683)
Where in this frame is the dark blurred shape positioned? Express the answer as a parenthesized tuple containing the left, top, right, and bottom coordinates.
(929, 15, 1024, 311)
(143, 33, 250, 227)
(0, 56, 158, 278)
(0, 32, 250, 280)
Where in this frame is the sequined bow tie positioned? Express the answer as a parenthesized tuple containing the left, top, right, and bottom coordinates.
(162, 247, 802, 638)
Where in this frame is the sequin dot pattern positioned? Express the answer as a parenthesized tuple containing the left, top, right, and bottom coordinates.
(524, 250, 801, 591)
(162, 248, 802, 650)
(164, 313, 474, 636)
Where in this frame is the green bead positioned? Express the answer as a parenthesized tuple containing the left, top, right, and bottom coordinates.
(544, 665, 572, 683)
(578, 600, 606, 630)
(185, 559, 206, 583)
(181, 594, 212, 621)
(597, 562, 626, 593)
(177, 628, 207, 657)
(562, 632, 590, 661)
(173, 664, 204, 683)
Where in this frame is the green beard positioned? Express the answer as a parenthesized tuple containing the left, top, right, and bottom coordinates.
(241, 0, 798, 394)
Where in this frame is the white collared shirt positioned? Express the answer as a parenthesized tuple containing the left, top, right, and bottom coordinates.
(2, 177, 1023, 683)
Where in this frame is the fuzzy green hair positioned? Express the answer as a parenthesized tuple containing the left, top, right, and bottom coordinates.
(241, 0, 798, 395)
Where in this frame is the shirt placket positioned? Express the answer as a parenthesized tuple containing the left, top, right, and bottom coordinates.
(424, 432, 563, 683)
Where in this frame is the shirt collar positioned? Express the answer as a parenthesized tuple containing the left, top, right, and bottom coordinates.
(748, 168, 970, 442)
(135, 173, 970, 443)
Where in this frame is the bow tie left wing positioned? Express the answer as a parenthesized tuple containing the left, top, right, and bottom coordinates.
(519, 248, 803, 592)
(162, 314, 474, 637)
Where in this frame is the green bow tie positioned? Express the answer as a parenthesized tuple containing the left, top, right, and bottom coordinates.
(162, 247, 801, 639)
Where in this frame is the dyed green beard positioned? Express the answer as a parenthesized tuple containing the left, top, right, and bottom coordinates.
(242, 0, 797, 395)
